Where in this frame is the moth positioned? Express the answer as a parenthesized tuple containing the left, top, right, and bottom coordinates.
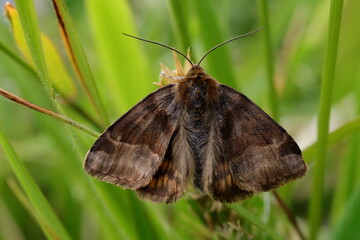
(84, 29, 307, 203)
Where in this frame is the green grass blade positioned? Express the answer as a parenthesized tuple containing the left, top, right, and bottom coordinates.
(0, 41, 36, 77)
(256, 0, 279, 120)
(143, 204, 172, 240)
(192, 0, 237, 87)
(51, 0, 110, 125)
(226, 203, 284, 240)
(303, 117, 360, 161)
(309, 0, 344, 239)
(6, 179, 65, 239)
(0, 195, 26, 240)
(6, 2, 77, 100)
(166, 0, 191, 52)
(128, 196, 160, 240)
(92, 184, 136, 240)
(6, 3, 131, 239)
(330, 184, 360, 240)
(0, 88, 100, 138)
(0, 130, 72, 240)
(86, 0, 152, 117)
(330, 134, 360, 225)
(13, 0, 55, 101)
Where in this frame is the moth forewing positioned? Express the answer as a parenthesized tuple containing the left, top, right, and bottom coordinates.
(214, 85, 307, 196)
(84, 84, 181, 190)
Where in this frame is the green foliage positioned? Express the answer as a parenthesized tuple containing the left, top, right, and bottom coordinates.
(0, 0, 359, 239)
(309, 0, 344, 239)
(0, 129, 72, 240)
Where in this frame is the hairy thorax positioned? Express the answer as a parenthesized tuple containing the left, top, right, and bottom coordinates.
(175, 65, 221, 191)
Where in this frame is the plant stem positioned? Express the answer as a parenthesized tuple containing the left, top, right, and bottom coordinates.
(0, 88, 100, 138)
(309, 0, 344, 239)
(272, 191, 305, 240)
(257, 0, 279, 120)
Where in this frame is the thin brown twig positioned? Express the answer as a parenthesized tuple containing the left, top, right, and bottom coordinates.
(0, 88, 100, 138)
(272, 190, 306, 240)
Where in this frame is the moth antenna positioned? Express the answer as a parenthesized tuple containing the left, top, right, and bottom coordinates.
(197, 27, 265, 65)
(123, 33, 193, 66)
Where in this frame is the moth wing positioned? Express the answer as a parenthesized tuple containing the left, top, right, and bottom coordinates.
(137, 131, 185, 203)
(210, 85, 307, 202)
(84, 84, 180, 190)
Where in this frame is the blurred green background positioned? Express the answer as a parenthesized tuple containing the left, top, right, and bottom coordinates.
(0, 0, 359, 239)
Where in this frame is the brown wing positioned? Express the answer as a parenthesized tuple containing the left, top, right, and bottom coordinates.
(210, 158, 253, 202)
(137, 129, 186, 203)
(84, 84, 180, 190)
(210, 85, 307, 202)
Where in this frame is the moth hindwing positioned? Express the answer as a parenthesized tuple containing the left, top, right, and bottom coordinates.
(84, 64, 307, 203)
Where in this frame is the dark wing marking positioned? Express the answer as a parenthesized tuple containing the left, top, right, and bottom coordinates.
(84, 84, 180, 190)
(210, 85, 307, 202)
(210, 157, 253, 202)
(137, 130, 186, 203)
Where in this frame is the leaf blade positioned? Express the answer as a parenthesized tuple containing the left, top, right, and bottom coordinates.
(0, 130, 72, 240)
